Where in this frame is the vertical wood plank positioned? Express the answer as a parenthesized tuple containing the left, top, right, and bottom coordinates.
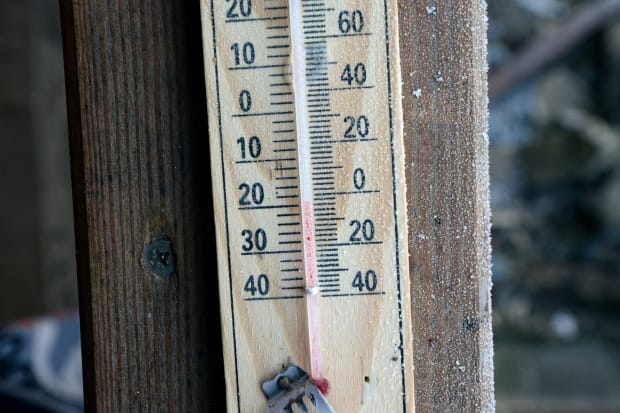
(399, 2, 495, 412)
(60, 1, 225, 410)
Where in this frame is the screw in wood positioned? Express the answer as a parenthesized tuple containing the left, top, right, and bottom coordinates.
(142, 237, 176, 277)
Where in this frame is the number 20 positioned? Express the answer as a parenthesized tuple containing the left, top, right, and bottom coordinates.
(226, 0, 252, 18)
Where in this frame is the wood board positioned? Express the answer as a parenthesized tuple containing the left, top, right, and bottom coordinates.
(199, 0, 414, 411)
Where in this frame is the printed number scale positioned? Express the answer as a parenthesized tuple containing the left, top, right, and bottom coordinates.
(200, 0, 413, 411)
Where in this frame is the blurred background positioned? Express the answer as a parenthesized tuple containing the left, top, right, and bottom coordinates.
(489, 0, 620, 411)
(0, 0, 618, 411)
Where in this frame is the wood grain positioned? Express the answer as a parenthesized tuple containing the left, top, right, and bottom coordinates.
(60, 1, 225, 411)
(61, 0, 494, 411)
(398, 2, 495, 412)
(199, 1, 414, 411)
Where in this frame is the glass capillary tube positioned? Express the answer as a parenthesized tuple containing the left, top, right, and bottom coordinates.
(288, 0, 324, 384)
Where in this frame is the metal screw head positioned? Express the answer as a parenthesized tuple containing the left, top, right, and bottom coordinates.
(143, 237, 176, 277)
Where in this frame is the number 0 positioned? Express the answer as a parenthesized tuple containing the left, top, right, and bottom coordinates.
(353, 168, 366, 190)
(239, 90, 252, 112)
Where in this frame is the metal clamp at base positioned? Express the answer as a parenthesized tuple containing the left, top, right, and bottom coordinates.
(262, 365, 335, 413)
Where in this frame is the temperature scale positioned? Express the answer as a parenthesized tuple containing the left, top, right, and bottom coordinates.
(200, 0, 413, 411)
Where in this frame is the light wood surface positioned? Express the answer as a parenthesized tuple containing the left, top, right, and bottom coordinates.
(200, 0, 413, 411)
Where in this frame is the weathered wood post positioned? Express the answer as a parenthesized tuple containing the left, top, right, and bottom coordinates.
(60, 1, 225, 410)
(399, 2, 494, 411)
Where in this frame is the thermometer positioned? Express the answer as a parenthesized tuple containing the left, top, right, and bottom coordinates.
(200, 0, 413, 410)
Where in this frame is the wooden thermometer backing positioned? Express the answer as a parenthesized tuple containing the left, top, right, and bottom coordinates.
(199, 0, 413, 411)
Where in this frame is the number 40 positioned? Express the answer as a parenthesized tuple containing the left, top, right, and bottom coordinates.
(244, 274, 269, 296)
(352, 270, 377, 292)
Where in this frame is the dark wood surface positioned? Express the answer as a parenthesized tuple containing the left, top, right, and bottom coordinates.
(61, 1, 493, 411)
(60, 1, 225, 410)
(399, 2, 495, 411)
